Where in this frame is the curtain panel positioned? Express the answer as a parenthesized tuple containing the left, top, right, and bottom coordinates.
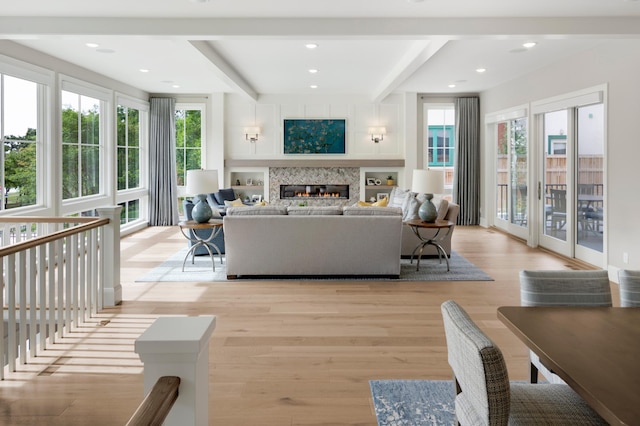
(454, 97, 480, 226)
(149, 97, 179, 226)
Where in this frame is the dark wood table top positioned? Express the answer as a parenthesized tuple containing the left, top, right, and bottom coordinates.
(403, 219, 454, 229)
(497, 306, 640, 426)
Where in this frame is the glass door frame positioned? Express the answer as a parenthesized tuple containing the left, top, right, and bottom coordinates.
(531, 85, 607, 267)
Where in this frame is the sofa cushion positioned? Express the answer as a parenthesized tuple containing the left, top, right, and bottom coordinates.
(224, 197, 244, 207)
(226, 206, 288, 216)
(436, 198, 450, 220)
(372, 196, 388, 207)
(343, 206, 402, 216)
(214, 188, 236, 205)
(287, 206, 343, 215)
(404, 195, 421, 221)
(388, 187, 411, 208)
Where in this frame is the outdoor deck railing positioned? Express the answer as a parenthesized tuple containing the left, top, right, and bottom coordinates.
(0, 206, 121, 379)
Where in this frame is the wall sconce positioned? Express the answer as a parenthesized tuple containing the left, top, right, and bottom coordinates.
(368, 127, 386, 143)
(243, 127, 260, 143)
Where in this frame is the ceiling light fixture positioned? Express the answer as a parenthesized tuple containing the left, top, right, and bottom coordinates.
(476, 68, 486, 73)
(448, 84, 456, 88)
(139, 69, 149, 73)
(85, 43, 99, 48)
(305, 43, 318, 49)
(172, 84, 181, 88)
(523, 42, 537, 49)
(308, 69, 318, 74)
(310, 85, 318, 89)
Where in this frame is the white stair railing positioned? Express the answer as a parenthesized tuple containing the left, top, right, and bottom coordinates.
(0, 206, 121, 379)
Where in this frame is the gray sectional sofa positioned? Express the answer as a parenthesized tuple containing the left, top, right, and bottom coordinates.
(223, 205, 403, 279)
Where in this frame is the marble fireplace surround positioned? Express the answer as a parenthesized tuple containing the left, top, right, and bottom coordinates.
(225, 159, 405, 206)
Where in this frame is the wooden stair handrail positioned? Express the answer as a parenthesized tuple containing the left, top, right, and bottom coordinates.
(126, 376, 181, 426)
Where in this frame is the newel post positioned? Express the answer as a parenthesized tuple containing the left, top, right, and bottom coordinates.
(135, 316, 217, 426)
(97, 206, 122, 306)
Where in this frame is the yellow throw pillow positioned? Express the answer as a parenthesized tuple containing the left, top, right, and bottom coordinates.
(372, 196, 388, 207)
(357, 200, 373, 207)
(225, 197, 244, 207)
(256, 200, 267, 206)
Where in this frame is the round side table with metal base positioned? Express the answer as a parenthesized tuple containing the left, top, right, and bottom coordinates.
(404, 219, 454, 271)
(178, 219, 224, 272)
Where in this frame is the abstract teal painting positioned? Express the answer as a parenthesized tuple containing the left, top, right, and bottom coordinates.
(284, 119, 346, 154)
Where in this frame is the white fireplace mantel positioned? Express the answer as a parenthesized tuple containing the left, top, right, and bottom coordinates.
(225, 159, 404, 168)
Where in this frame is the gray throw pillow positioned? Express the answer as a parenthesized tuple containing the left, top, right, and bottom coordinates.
(214, 188, 236, 205)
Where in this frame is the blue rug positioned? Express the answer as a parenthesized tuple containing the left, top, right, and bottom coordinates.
(370, 380, 456, 425)
(136, 249, 493, 282)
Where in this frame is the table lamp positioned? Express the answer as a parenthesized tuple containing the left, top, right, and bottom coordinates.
(412, 169, 445, 222)
(186, 169, 219, 223)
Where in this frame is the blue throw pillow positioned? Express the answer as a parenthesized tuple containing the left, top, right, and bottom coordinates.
(214, 188, 236, 205)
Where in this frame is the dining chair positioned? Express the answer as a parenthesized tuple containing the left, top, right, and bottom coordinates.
(618, 269, 640, 307)
(519, 269, 612, 384)
(441, 300, 607, 425)
(549, 189, 567, 234)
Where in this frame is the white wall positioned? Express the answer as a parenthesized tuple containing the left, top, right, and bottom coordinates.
(481, 39, 640, 272)
(224, 93, 406, 161)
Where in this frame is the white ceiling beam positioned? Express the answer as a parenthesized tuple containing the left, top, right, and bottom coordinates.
(371, 39, 448, 103)
(1, 17, 640, 38)
(189, 40, 258, 102)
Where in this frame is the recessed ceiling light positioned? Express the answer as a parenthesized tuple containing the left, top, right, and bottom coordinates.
(305, 43, 318, 49)
(476, 68, 486, 73)
(139, 69, 149, 73)
(407, 0, 425, 2)
(85, 43, 99, 48)
(189, 0, 211, 3)
(310, 85, 318, 89)
(448, 84, 456, 88)
(172, 85, 181, 88)
(523, 42, 537, 49)
(308, 69, 318, 74)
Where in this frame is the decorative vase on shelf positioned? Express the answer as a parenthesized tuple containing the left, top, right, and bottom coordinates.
(387, 178, 395, 186)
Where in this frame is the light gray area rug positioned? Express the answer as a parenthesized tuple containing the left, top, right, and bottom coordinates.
(370, 380, 456, 426)
(135, 248, 493, 282)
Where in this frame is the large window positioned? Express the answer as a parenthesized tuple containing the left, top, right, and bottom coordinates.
(175, 107, 203, 186)
(424, 106, 455, 193)
(61, 90, 102, 199)
(1, 74, 39, 210)
(117, 105, 140, 191)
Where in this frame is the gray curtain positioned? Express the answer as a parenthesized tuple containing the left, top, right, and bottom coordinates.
(149, 97, 179, 226)
(454, 97, 480, 225)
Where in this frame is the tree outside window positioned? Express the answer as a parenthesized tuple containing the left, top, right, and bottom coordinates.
(61, 91, 101, 200)
(117, 104, 141, 224)
(1, 74, 38, 209)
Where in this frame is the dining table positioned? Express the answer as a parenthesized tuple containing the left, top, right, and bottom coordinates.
(497, 306, 640, 426)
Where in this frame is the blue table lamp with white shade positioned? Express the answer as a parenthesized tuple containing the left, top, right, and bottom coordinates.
(186, 169, 219, 223)
(412, 169, 445, 222)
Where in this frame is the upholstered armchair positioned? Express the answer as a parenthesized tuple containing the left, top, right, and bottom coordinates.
(519, 269, 612, 383)
(618, 269, 640, 307)
(440, 300, 606, 425)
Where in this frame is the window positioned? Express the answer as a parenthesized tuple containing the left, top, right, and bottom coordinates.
(117, 105, 140, 191)
(119, 199, 139, 224)
(175, 107, 203, 186)
(1, 74, 40, 210)
(424, 106, 455, 193)
(427, 124, 455, 167)
(61, 90, 102, 199)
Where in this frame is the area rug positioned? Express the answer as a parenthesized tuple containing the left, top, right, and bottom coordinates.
(369, 380, 456, 426)
(135, 248, 493, 282)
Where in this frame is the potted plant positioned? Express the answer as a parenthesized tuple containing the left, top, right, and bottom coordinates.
(386, 175, 395, 186)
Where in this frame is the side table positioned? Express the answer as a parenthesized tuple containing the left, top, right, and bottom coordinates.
(178, 220, 224, 272)
(403, 219, 455, 271)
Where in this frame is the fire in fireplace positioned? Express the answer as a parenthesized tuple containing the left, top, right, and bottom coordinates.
(280, 184, 349, 199)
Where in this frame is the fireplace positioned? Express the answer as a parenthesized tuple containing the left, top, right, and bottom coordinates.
(280, 184, 349, 199)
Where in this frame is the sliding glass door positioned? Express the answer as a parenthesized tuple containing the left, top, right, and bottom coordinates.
(536, 95, 605, 265)
(494, 117, 528, 240)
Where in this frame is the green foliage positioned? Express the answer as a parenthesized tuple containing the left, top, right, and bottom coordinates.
(175, 109, 202, 186)
(4, 130, 37, 207)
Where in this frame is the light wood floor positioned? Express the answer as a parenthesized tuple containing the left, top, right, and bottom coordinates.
(0, 225, 619, 425)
